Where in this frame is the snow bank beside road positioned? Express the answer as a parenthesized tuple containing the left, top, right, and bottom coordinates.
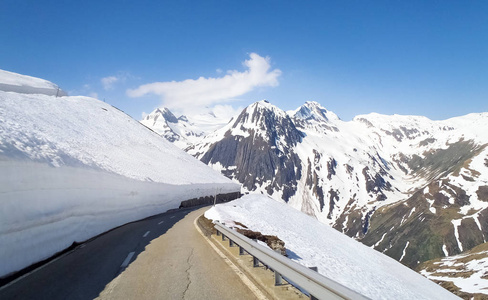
(0, 69, 67, 97)
(0, 78, 239, 278)
(0, 160, 237, 278)
(206, 195, 459, 300)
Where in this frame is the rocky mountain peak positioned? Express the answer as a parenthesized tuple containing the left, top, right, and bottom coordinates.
(231, 100, 303, 147)
(293, 101, 340, 123)
(153, 107, 178, 123)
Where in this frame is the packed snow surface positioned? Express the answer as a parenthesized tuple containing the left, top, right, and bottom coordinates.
(0, 85, 239, 278)
(0, 69, 67, 96)
(205, 195, 459, 300)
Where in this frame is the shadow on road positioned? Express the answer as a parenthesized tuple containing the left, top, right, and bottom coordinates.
(0, 205, 204, 300)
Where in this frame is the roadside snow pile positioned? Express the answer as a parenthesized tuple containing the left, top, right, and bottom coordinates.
(0, 78, 239, 278)
(0, 69, 67, 96)
(205, 195, 459, 300)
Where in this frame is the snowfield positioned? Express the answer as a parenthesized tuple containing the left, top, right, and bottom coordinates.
(0, 73, 239, 278)
(205, 195, 459, 300)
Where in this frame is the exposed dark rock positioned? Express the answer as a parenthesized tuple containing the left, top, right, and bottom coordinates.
(447, 183, 470, 207)
(399, 126, 420, 139)
(406, 140, 481, 180)
(362, 178, 488, 269)
(433, 191, 450, 207)
(477, 186, 488, 202)
(200, 102, 303, 202)
(327, 189, 339, 219)
(305, 158, 313, 186)
(178, 115, 188, 122)
(478, 209, 488, 242)
(362, 208, 376, 235)
(419, 138, 436, 147)
(383, 128, 404, 142)
(305, 158, 325, 211)
(362, 166, 391, 200)
(327, 158, 337, 180)
(236, 228, 287, 256)
(355, 118, 374, 128)
(158, 108, 179, 123)
(457, 218, 485, 251)
(179, 192, 241, 208)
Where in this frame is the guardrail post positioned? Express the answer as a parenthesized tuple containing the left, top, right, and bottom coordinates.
(274, 271, 283, 286)
(239, 246, 245, 255)
(222, 234, 226, 241)
(229, 239, 235, 247)
(253, 256, 259, 267)
(216, 230, 221, 236)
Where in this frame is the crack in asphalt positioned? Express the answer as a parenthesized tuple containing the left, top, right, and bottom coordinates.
(182, 248, 194, 299)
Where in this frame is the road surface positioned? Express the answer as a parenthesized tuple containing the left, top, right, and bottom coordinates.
(0, 206, 256, 299)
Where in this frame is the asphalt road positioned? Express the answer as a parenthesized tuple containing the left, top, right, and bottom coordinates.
(0, 206, 255, 299)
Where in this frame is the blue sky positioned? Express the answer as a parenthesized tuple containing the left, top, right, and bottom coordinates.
(1, 1, 487, 121)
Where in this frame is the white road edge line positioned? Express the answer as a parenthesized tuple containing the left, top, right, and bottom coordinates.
(193, 215, 268, 300)
(120, 252, 135, 268)
(143, 231, 150, 238)
(158, 221, 164, 225)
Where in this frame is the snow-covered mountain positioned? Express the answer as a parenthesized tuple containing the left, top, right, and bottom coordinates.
(206, 195, 459, 299)
(188, 100, 488, 270)
(140, 108, 205, 149)
(0, 69, 239, 278)
(141, 106, 234, 149)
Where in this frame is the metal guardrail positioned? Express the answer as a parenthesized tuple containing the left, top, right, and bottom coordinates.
(214, 221, 369, 300)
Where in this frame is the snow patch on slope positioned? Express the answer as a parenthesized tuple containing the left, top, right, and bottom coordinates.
(205, 195, 458, 300)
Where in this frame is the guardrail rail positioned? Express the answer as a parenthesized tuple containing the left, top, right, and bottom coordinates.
(214, 221, 369, 300)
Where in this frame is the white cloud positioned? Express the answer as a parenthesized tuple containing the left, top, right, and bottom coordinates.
(126, 53, 281, 112)
(101, 76, 119, 90)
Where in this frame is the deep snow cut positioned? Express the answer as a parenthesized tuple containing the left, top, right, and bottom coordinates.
(205, 194, 459, 300)
(0, 71, 239, 278)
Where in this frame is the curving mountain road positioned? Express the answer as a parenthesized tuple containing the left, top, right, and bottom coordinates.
(0, 206, 256, 299)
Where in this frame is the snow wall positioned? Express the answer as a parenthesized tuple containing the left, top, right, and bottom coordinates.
(0, 159, 239, 278)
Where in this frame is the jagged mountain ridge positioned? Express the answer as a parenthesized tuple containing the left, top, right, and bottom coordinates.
(189, 100, 304, 201)
(140, 107, 236, 149)
(140, 108, 205, 149)
(187, 100, 488, 268)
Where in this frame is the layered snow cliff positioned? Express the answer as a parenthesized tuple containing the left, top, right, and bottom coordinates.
(0, 69, 67, 97)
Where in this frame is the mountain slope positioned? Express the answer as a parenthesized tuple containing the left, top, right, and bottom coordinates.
(206, 195, 459, 299)
(418, 241, 488, 299)
(141, 106, 233, 149)
(188, 100, 304, 201)
(140, 107, 205, 149)
(189, 100, 488, 268)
